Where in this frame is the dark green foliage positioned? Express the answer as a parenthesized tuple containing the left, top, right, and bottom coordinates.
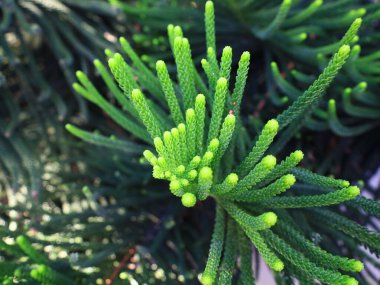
(0, 0, 124, 119)
(232, 0, 380, 136)
(112, 0, 380, 137)
(0, 0, 127, 221)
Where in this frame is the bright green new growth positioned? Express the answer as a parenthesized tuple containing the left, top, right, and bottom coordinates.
(70, 1, 370, 284)
(156, 60, 184, 125)
(219, 46, 232, 83)
(174, 37, 197, 110)
(236, 119, 279, 177)
(208, 77, 228, 142)
(143, 95, 235, 204)
(205, 1, 216, 63)
(181, 192, 197, 207)
(231, 51, 250, 116)
(108, 53, 136, 100)
(131, 89, 162, 139)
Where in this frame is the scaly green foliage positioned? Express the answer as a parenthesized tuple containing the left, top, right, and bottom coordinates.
(68, 1, 380, 284)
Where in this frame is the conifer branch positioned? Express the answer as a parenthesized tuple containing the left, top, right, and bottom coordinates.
(68, 2, 373, 284)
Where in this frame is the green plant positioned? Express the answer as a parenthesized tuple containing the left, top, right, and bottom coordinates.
(67, 1, 380, 284)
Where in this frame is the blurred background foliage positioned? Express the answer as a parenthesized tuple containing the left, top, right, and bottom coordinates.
(0, 0, 379, 284)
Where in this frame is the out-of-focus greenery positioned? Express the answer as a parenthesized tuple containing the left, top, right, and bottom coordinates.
(0, 0, 127, 201)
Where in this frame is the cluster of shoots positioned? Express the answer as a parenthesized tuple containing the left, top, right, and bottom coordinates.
(142, 88, 238, 207)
